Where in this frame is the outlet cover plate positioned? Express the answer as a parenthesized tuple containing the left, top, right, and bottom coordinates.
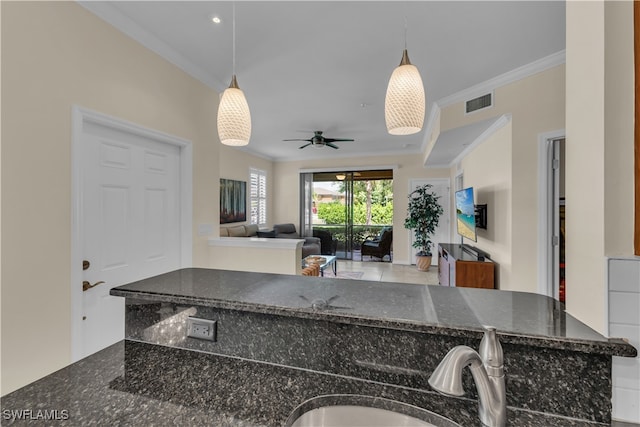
(187, 317, 217, 341)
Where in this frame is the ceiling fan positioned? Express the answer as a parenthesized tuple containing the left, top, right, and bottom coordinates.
(283, 131, 354, 149)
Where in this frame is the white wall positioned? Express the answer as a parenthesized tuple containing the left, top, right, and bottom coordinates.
(209, 238, 302, 275)
(1, 2, 219, 394)
(608, 258, 640, 423)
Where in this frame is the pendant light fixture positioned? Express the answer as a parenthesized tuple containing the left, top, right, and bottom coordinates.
(217, 2, 251, 146)
(384, 19, 425, 136)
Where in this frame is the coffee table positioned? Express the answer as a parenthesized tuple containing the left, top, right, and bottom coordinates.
(303, 255, 337, 277)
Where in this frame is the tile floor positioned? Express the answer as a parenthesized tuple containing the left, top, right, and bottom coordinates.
(336, 259, 440, 286)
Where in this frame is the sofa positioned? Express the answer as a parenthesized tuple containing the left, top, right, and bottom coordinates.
(219, 224, 259, 237)
(273, 223, 321, 258)
(220, 223, 321, 258)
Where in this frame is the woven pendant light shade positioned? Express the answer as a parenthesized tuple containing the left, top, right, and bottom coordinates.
(385, 49, 425, 136)
(217, 75, 251, 146)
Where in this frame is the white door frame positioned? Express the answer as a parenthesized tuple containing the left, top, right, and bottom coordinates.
(408, 178, 451, 265)
(70, 105, 193, 361)
(537, 129, 565, 297)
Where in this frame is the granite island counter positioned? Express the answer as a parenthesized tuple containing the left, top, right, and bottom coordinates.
(2, 268, 636, 426)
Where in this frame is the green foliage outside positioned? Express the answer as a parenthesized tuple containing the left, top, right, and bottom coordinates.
(348, 180, 393, 206)
(314, 179, 393, 250)
(316, 179, 393, 225)
(316, 202, 393, 225)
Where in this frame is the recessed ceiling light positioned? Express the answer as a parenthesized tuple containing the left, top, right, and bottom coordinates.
(211, 16, 221, 24)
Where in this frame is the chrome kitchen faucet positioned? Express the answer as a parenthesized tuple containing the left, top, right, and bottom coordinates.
(428, 327, 506, 427)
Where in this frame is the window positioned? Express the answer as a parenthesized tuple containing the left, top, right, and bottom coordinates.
(250, 168, 267, 226)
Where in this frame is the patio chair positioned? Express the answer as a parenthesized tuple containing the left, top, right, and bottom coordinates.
(312, 229, 337, 255)
(361, 228, 393, 261)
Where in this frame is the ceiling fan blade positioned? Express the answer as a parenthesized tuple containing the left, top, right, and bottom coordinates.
(284, 138, 312, 142)
(323, 138, 354, 143)
(298, 143, 313, 149)
(326, 142, 339, 149)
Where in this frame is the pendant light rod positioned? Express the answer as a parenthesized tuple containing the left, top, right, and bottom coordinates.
(232, 2, 236, 77)
(399, 17, 412, 66)
(404, 16, 408, 50)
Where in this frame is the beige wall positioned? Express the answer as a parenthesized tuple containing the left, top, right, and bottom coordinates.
(456, 122, 513, 289)
(1, 2, 219, 394)
(603, 1, 634, 257)
(219, 146, 274, 232)
(440, 65, 565, 293)
(273, 155, 449, 265)
(565, 1, 634, 333)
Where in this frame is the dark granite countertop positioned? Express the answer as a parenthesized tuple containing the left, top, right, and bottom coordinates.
(0, 341, 621, 426)
(110, 268, 636, 357)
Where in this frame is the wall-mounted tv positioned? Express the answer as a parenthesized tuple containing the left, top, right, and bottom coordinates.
(455, 187, 477, 242)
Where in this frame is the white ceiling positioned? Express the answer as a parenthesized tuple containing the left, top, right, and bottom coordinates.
(80, 1, 566, 163)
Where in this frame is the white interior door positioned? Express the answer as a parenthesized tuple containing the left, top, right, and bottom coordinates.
(77, 116, 183, 358)
(409, 179, 450, 265)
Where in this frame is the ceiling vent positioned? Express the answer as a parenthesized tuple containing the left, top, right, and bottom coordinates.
(465, 93, 492, 114)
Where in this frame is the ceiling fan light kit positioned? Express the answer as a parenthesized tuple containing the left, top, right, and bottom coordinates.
(385, 48, 425, 136)
(283, 130, 354, 150)
(217, 3, 252, 147)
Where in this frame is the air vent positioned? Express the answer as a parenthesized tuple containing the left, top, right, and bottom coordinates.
(465, 93, 492, 114)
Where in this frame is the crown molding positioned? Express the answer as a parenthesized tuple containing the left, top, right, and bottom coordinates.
(437, 50, 566, 108)
(78, 1, 227, 92)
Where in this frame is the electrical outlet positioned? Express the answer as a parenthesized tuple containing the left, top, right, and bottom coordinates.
(187, 317, 217, 341)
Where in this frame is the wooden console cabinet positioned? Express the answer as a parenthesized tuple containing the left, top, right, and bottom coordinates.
(438, 244, 495, 289)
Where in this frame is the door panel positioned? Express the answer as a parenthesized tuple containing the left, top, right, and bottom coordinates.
(80, 127, 181, 358)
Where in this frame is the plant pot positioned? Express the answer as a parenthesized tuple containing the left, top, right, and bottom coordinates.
(416, 255, 432, 271)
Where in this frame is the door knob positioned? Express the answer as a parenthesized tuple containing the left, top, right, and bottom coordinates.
(82, 280, 105, 291)
(83, 260, 90, 271)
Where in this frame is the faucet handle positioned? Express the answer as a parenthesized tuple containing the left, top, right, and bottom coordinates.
(479, 327, 504, 374)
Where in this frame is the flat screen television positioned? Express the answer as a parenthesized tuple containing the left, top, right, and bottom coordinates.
(455, 187, 477, 242)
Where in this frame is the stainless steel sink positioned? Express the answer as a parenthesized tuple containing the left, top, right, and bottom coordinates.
(285, 394, 461, 427)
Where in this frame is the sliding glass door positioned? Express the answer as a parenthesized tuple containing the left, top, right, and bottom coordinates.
(301, 170, 393, 261)
(299, 173, 314, 238)
(341, 173, 354, 260)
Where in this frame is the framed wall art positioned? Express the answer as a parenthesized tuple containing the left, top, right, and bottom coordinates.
(220, 178, 246, 224)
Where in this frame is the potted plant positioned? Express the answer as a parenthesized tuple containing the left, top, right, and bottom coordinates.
(404, 184, 444, 271)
